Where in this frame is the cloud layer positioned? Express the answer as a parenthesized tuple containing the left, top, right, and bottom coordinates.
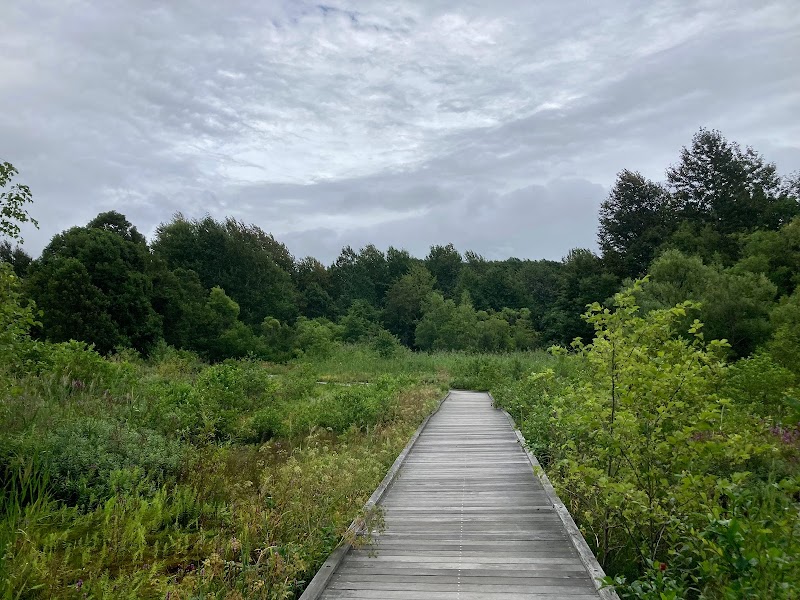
(2, 1, 799, 262)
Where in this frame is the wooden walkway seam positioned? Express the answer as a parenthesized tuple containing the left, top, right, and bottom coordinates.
(300, 390, 620, 600)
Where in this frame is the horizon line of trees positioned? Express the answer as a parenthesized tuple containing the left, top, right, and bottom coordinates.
(2, 127, 800, 365)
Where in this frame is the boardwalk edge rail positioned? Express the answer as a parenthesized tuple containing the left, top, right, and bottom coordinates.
(491, 393, 622, 600)
(298, 390, 452, 600)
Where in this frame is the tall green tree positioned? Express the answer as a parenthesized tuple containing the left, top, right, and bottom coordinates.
(475, 311, 514, 352)
(515, 259, 563, 330)
(543, 249, 619, 345)
(27, 213, 161, 353)
(667, 129, 798, 237)
(637, 250, 777, 357)
(193, 286, 261, 361)
(339, 300, 381, 343)
(735, 217, 800, 296)
(415, 291, 478, 351)
(294, 256, 334, 319)
(152, 215, 298, 325)
(501, 307, 539, 350)
(88, 211, 146, 243)
(425, 243, 463, 298)
(0, 240, 32, 277)
(382, 264, 436, 346)
(148, 264, 209, 350)
(329, 244, 391, 312)
(598, 170, 674, 279)
(456, 255, 527, 312)
(386, 246, 415, 282)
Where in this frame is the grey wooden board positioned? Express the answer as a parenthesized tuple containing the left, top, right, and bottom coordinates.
(311, 391, 608, 599)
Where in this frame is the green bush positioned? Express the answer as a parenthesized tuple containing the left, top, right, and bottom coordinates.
(144, 378, 198, 436)
(148, 341, 204, 377)
(723, 353, 797, 421)
(494, 369, 562, 463)
(494, 281, 800, 596)
(294, 317, 340, 358)
(40, 417, 184, 507)
(246, 407, 284, 442)
(767, 288, 800, 375)
(370, 328, 403, 358)
(450, 354, 532, 391)
(0, 262, 39, 372)
(19, 340, 138, 400)
(608, 474, 800, 599)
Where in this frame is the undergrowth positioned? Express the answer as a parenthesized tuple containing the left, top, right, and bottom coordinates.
(0, 342, 441, 599)
(491, 284, 800, 599)
(4, 298, 798, 598)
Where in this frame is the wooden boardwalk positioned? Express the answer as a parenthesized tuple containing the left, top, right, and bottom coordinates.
(301, 390, 616, 600)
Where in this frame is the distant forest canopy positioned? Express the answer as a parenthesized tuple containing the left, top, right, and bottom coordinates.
(3, 128, 800, 363)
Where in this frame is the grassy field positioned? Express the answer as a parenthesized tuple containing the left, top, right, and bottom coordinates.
(2, 329, 799, 599)
(1, 343, 458, 599)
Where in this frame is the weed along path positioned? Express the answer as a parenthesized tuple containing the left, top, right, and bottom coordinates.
(301, 390, 619, 600)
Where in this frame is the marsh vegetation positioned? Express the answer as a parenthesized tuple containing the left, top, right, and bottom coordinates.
(2, 129, 800, 598)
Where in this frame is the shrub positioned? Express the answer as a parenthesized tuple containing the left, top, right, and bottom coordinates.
(723, 353, 797, 421)
(40, 417, 184, 507)
(370, 328, 402, 358)
(246, 407, 284, 442)
(496, 281, 800, 596)
(294, 317, 340, 358)
(143, 378, 198, 436)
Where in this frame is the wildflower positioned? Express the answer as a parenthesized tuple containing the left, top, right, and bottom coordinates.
(659, 562, 667, 572)
(76, 579, 83, 590)
(230, 536, 242, 553)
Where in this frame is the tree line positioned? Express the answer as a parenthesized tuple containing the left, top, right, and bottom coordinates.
(2, 127, 799, 363)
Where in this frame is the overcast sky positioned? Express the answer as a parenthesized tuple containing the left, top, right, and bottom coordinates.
(2, 1, 799, 263)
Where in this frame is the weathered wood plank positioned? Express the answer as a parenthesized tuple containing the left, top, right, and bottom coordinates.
(299, 391, 619, 600)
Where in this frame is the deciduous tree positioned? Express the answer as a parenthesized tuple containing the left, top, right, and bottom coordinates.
(0, 161, 38, 242)
(382, 265, 436, 346)
(27, 215, 161, 353)
(599, 170, 674, 279)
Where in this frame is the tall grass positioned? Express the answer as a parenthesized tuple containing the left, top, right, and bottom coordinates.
(0, 341, 442, 598)
(297, 342, 559, 389)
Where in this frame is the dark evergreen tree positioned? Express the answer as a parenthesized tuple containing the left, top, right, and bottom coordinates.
(542, 249, 619, 345)
(294, 256, 334, 319)
(329, 244, 390, 312)
(386, 246, 415, 283)
(515, 259, 563, 331)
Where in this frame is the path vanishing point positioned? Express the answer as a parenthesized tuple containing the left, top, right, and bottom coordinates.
(300, 390, 620, 600)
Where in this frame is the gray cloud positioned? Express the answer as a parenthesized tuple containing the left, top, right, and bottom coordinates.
(274, 178, 607, 262)
(1, 0, 798, 262)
